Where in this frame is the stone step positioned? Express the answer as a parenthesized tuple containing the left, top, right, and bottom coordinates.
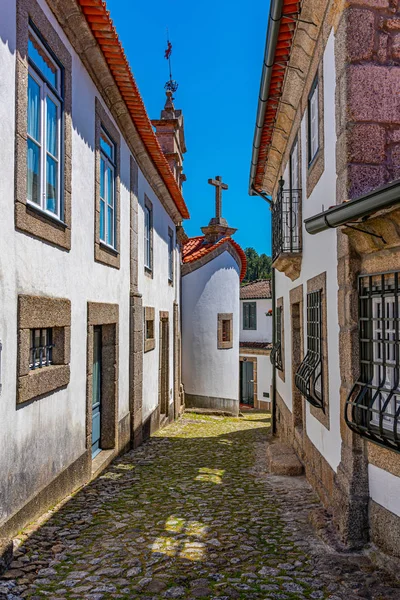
(266, 442, 304, 476)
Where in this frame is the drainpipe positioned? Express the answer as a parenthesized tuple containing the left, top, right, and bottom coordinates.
(251, 186, 276, 434)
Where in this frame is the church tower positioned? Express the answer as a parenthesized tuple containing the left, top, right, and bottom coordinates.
(152, 91, 187, 191)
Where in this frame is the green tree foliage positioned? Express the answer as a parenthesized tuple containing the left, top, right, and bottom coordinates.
(242, 248, 272, 283)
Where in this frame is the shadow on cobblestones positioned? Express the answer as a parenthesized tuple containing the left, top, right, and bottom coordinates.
(1, 412, 399, 599)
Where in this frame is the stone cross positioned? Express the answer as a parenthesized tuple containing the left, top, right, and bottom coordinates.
(208, 176, 228, 221)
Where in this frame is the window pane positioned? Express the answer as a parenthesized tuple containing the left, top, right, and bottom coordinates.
(27, 138, 40, 204)
(100, 158, 105, 200)
(100, 132, 113, 160)
(107, 205, 114, 246)
(100, 199, 105, 241)
(28, 34, 57, 89)
(27, 75, 40, 141)
(107, 166, 114, 207)
(46, 154, 58, 213)
(46, 97, 58, 158)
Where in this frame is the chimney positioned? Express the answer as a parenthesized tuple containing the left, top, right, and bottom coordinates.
(152, 91, 187, 190)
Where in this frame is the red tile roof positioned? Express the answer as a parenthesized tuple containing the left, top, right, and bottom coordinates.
(77, 0, 189, 220)
(182, 236, 247, 282)
(240, 279, 272, 299)
(254, 1, 301, 192)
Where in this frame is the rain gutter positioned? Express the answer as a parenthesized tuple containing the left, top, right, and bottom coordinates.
(249, 0, 284, 195)
(304, 180, 400, 235)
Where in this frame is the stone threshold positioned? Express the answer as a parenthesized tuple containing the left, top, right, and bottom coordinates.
(91, 449, 117, 480)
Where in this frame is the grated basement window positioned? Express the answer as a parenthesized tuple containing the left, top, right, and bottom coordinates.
(30, 328, 54, 369)
(270, 306, 283, 371)
(295, 290, 323, 409)
(345, 272, 400, 453)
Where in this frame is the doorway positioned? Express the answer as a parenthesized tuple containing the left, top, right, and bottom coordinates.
(92, 325, 102, 458)
(159, 312, 169, 420)
(240, 359, 254, 407)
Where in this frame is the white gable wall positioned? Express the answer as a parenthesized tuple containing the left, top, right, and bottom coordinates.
(240, 298, 273, 343)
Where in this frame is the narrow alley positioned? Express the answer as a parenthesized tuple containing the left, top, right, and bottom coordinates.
(1, 413, 399, 600)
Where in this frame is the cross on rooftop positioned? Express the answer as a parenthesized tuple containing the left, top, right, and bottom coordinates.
(208, 176, 228, 221)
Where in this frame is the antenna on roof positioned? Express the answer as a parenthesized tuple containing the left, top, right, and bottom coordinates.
(164, 28, 178, 96)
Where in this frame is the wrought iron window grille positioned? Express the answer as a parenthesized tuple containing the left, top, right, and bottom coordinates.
(345, 271, 400, 453)
(30, 328, 54, 370)
(270, 306, 283, 371)
(272, 177, 302, 262)
(295, 290, 324, 409)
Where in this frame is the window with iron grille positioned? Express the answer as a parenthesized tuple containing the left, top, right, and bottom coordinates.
(270, 306, 283, 371)
(30, 328, 54, 370)
(272, 178, 301, 262)
(345, 272, 400, 452)
(243, 302, 257, 330)
(295, 290, 323, 409)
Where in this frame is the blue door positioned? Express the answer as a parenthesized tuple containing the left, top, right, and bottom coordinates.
(92, 326, 102, 458)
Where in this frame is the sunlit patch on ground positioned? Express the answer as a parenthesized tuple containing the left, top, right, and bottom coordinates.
(195, 467, 225, 484)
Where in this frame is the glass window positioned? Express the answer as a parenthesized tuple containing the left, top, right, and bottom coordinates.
(27, 28, 62, 218)
(144, 202, 152, 270)
(30, 328, 53, 369)
(308, 79, 319, 163)
(99, 129, 116, 248)
(168, 228, 174, 282)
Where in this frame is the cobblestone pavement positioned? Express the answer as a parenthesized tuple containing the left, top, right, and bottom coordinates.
(1, 412, 400, 600)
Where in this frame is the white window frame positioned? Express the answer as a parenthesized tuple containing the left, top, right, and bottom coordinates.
(99, 128, 116, 249)
(144, 201, 153, 271)
(371, 296, 400, 430)
(168, 228, 174, 283)
(27, 27, 62, 220)
(308, 79, 319, 164)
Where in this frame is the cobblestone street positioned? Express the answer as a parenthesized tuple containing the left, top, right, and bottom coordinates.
(1, 412, 399, 600)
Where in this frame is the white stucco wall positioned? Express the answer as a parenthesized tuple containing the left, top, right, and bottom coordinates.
(182, 251, 240, 402)
(240, 298, 273, 343)
(275, 31, 341, 472)
(0, 0, 180, 525)
(369, 464, 400, 518)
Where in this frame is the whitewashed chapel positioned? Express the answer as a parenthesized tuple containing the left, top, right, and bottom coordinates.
(0, 0, 246, 544)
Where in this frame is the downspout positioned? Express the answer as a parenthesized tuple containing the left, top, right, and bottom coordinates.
(251, 186, 277, 435)
(249, 0, 284, 195)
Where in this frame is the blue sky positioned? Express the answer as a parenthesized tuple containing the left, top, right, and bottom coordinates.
(107, 0, 272, 255)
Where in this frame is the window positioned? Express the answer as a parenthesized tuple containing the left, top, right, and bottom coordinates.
(270, 306, 283, 371)
(218, 313, 233, 349)
(144, 197, 153, 272)
(346, 272, 400, 453)
(168, 227, 174, 283)
(308, 77, 319, 164)
(144, 306, 155, 352)
(99, 129, 116, 248)
(272, 177, 302, 261)
(243, 302, 257, 330)
(290, 138, 300, 191)
(30, 328, 53, 369)
(27, 27, 62, 218)
(295, 290, 323, 409)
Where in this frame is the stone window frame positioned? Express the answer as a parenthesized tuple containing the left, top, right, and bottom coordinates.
(306, 57, 325, 198)
(15, 0, 72, 250)
(217, 313, 233, 350)
(144, 306, 155, 353)
(86, 302, 119, 454)
(17, 294, 71, 405)
(94, 97, 121, 269)
(277, 297, 285, 382)
(307, 272, 330, 430)
(144, 195, 154, 277)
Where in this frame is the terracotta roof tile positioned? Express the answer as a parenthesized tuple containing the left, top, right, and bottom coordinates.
(182, 236, 247, 282)
(77, 0, 189, 220)
(240, 279, 272, 299)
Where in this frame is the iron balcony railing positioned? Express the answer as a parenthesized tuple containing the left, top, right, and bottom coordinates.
(272, 185, 302, 262)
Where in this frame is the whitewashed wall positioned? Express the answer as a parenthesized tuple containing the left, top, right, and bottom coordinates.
(138, 174, 180, 423)
(274, 31, 341, 471)
(0, 0, 180, 526)
(182, 251, 240, 402)
(240, 298, 273, 343)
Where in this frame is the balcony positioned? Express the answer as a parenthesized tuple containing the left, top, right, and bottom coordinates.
(272, 183, 302, 280)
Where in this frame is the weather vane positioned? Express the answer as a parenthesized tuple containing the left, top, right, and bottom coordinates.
(164, 28, 178, 95)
